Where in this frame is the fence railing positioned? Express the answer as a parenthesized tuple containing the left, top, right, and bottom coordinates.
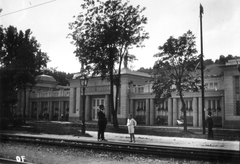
(30, 90, 70, 98)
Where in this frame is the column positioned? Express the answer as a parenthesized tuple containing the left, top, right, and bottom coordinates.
(145, 99, 150, 125)
(37, 101, 40, 120)
(221, 96, 225, 127)
(135, 101, 138, 116)
(198, 97, 202, 127)
(168, 98, 173, 126)
(178, 99, 182, 118)
(193, 97, 198, 127)
(49, 101, 52, 120)
(29, 101, 32, 119)
(130, 99, 133, 116)
(215, 100, 218, 116)
(105, 94, 110, 121)
(69, 88, 75, 115)
(86, 95, 90, 121)
(76, 87, 81, 117)
(150, 99, 154, 125)
(17, 91, 21, 115)
(26, 90, 29, 119)
(172, 98, 177, 126)
(211, 100, 214, 116)
(187, 100, 190, 116)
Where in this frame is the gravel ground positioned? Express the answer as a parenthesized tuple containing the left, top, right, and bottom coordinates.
(0, 142, 225, 164)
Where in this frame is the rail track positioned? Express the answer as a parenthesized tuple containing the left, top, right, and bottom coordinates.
(0, 133, 239, 163)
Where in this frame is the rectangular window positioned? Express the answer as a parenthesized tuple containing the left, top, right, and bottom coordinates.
(236, 101, 240, 116)
(235, 76, 239, 94)
(217, 100, 220, 108)
(208, 100, 211, 109)
(213, 100, 216, 109)
(210, 83, 213, 89)
(204, 83, 208, 90)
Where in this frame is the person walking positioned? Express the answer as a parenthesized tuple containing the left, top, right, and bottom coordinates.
(206, 111, 214, 140)
(97, 105, 107, 141)
(127, 114, 137, 143)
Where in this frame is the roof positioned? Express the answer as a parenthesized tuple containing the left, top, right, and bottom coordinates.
(35, 74, 56, 82)
(204, 64, 223, 77)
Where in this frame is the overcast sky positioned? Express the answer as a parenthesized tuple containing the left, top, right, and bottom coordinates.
(1, 0, 240, 73)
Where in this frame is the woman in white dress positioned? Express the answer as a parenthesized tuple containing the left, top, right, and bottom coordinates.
(126, 114, 137, 143)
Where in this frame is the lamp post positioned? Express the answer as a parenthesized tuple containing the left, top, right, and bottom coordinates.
(80, 75, 88, 134)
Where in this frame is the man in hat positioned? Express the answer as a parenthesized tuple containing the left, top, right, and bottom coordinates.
(97, 105, 107, 141)
(206, 111, 214, 139)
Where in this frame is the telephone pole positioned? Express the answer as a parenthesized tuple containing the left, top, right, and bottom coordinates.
(200, 4, 206, 134)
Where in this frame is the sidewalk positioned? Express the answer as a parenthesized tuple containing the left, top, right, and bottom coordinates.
(3, 130, 239, 151)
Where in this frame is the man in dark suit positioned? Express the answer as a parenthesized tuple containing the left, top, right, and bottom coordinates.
(206, 111, 214, 140)
(97, 105, 107, 141)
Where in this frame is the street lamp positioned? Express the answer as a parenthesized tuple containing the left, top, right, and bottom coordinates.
(80, 75, 88, 134)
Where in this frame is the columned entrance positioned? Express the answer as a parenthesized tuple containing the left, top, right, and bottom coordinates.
(92, 98, 105, 121)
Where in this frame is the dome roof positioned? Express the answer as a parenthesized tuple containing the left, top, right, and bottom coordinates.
(35, 74, 56, 82)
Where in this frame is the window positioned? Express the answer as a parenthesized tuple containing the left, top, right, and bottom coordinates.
(213, 100, 216, 109)
(235, 76, 239, 94)
(208, 100, 211, 109)
(209, 83, 213, 89)
(236, 101, 240, 116)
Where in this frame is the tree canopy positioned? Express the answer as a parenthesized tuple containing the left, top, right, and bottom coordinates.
(0, 25, 49, 117)
(152, 30, 200, 131)
(68, 0, 148, 128)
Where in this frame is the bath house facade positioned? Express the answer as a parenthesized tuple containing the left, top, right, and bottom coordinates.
(16, 59, 240, 129)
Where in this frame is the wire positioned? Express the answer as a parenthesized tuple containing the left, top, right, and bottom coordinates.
(0, 0, 57, 17)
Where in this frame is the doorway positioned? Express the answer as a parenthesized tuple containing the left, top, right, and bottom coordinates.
(92, 98, 105, 121)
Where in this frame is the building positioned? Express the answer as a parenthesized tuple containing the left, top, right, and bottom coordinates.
(15, 59, 240, 129)
(17, 74, 70, 121)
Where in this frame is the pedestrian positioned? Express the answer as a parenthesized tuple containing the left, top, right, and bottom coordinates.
(97, 105, 107, 141)
(127, 114, 137, 143)
(206, 111, 214, 139)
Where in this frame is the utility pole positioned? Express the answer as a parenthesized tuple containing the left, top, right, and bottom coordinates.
(200, 4, 206, 134)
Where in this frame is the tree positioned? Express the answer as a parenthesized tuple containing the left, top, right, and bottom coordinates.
(44, 68, 73, 86)
(0, 25, 49, 121)
(137, 67, 153, 75)
(69, 0, 148, 128)
(204, 59, 214, 66)
(152, 30, 200, 131)
(214, 54, 238, 65)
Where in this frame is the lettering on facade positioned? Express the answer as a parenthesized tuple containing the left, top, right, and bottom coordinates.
(85, 86, 110, 92)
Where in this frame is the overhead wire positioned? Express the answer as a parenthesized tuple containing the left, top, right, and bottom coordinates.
(0, 0, 57, 17)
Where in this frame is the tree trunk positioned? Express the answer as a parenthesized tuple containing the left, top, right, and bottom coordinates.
(109, 49, 119, 128)
(179, 93, 187, 131)
(113, 82, 120, 128)
(23, 85, 26, 124)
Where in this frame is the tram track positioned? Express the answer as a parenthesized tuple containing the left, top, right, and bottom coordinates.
(0, 133, 239, 163)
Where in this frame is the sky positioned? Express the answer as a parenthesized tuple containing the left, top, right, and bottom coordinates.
(1, 0, 240, 73)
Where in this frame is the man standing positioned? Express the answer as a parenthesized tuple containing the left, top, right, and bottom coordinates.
(97, 105, 107, 141)
(206, 111, 214, 140)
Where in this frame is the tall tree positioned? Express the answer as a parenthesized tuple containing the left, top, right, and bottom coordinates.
(0, 25, 49, 121)
(69, 0, 148, 128)
(152, 30, 200, 131)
